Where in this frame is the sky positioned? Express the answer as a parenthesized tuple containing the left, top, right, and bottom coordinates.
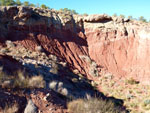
(21, 0, 150, 20)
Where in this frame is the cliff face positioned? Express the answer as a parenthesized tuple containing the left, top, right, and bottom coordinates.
(0, 6, 150, 84)
(84, 17, 150, 84)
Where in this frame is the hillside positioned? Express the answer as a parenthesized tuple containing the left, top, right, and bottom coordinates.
(0, 6, 150, 113)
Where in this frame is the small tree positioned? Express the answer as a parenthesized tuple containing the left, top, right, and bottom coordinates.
(63, 8, 68, 12)
(40, 4, 47, 9)
(128, 16, 133, 20)
(23, 1, 29, 6)
(83, 13, 88, 16)
(0, 0, 5, 6)
(5, 0, 15, 6)
(71, 9, 78, 14)
(112, 13, 117, 17)
(60, 8, 78, 14)
(15, 0, 21, 6)
(120, 14, 125, 18)
(30, 3, 35, 7)
(139, 16, 147, 22)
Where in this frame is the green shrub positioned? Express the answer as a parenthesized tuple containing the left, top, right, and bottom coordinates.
(40, 4, 50, 9)
(125, 78, 139, 85)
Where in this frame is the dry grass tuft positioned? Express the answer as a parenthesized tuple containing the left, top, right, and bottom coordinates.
(49, 62, 59, 74)
(67, 97, 127, 113)
(0, 70, 45, 88)
(28, 75, 45, 88)
(1, 103, 19, 113)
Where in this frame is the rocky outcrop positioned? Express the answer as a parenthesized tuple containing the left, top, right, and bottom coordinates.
(84, 14, 112, 22)
(0, 6, 89, 76)
(0, 6, 150, 84)
(85, 19, 150, 84)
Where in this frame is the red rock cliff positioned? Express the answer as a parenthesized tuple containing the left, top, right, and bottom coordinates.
(0, 6, 150, 84)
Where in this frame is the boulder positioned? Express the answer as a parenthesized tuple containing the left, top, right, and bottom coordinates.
(84, 14, 112, 22)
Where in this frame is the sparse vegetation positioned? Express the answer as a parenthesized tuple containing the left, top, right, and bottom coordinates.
(49, 62, 59, 74)
(15, 0, 21, 6)
(0, 0, 79, 13)
(40, 4, 50, 9)
(125, 78, 139, 85)
(80, 55, 99, 77)
(120, 14, 125, 18)
(0, 0, 50, 9)
(2, 103, 19, 113)
(0, 69, 45, 88)
(82, 13, 88, 16)
(141, 99, 150, 110)
(96, 72, 150, 112)
(112, 13, 148, 22)
(112, 13, 117, 17)
(49, 81, 68, 96)
(23, 1, 29, 6)
(59, 8, 78, 14)
(67, 97, 127, 113)
(128, 16, 133, 20)
(139, 16, 147, 22)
